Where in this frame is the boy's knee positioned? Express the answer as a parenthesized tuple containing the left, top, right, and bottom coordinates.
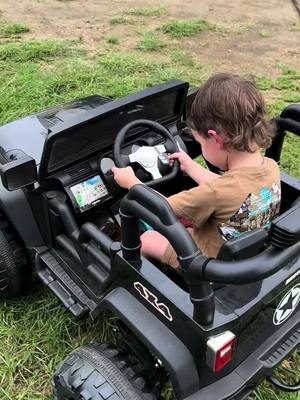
(140, 231, 168, 260)
(140, 231, 155, 257)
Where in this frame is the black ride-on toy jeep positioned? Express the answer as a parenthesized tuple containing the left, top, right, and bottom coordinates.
(0, 80, 299, 399)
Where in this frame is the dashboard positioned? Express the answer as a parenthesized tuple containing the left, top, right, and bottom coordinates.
(38, 80, 191, 220)
(51, 129, 187, 216)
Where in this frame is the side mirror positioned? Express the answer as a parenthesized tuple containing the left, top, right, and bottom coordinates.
(0, 150, 37, 191)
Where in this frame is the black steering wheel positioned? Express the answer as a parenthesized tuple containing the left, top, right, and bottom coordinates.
(113, 119, 180, 186)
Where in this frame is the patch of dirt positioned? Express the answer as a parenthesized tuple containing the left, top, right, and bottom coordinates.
(0, 0, 299, 76)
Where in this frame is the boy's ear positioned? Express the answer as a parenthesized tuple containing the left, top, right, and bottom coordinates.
(208, 129, 224, 149)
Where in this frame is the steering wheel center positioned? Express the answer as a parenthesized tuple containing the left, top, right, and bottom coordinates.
(135, 147, 157, 168)
(113, 119, 180, 187)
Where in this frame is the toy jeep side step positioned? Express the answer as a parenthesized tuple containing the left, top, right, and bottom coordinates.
(37, 249, 92, 317)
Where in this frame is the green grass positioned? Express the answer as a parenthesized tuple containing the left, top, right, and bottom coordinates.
(161, 19, 212, 37)
(255, 66, 300, 178)
(0, 27, 299, 400)
(137, 32, 167, 52)
(170, 49, 195, 66)
(0, 290, 115, 399)
(259, 30, 271, 38)
(110, 6, 166, 25)
(126, 6, 166, 17)
(106, 35, 119, 45)
(0, 22, 30, 37)
(0, 40, 73, 62)
(289, 22, 300, 31)
(0, 48, 201, 125)
(110, 15, 127, 25)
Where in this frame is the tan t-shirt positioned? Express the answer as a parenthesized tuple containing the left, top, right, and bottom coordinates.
(162, 157, 281, 268)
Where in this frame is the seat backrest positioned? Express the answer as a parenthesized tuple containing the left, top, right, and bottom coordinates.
(217, 228, 268, 261)
(269, 197, 300, 248)
(217, 196, 300, 261)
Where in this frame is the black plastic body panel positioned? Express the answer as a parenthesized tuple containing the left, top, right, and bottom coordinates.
(0, 95, 111, 167)
(184, 310, 300, 400)
(101, 253, 240, 392)
(0, 115, 47, 166)
(39, 80, 188, 178)
(0, 185, 44, 247)
(217, 228, 268, 261)
(99, 249, 300, 400)
(0, 151, 37, 191)
(103, 287, 200, 400)
(0, 82, 190, 248)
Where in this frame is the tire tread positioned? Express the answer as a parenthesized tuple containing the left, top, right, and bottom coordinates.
(54, 343, 157, 400)
(0, 209, 30, 298)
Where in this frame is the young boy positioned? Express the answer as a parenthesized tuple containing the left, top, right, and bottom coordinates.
(112, 73, 281, 269)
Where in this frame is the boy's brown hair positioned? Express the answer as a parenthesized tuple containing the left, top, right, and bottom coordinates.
(188, 73, 275, 152)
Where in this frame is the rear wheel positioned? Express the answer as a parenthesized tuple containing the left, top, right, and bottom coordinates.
(53, 343, 158, 400)
(0, 210, 30, 299)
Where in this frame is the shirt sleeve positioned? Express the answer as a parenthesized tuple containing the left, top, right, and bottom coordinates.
(167, 181, 216, 227)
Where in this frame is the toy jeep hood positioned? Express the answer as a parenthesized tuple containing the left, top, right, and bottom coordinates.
(0, 95, 111, 165)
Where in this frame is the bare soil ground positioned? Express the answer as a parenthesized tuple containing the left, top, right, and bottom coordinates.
(0, 0, 299, 76)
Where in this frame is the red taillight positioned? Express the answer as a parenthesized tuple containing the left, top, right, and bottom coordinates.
(214, 338, 236, 372)
(206, 331, 236, 372)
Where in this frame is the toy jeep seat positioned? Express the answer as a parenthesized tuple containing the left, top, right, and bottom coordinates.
(217, 198, 300, 261)
(217, 228, 268, 261)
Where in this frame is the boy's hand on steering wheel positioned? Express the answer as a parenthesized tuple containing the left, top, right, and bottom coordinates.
(111, 166, 142, 190)
(168, 151, 196, 175)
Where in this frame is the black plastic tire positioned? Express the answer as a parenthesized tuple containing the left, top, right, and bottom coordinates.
(53, 343, 157, 400)
(0, 210, 30, 299)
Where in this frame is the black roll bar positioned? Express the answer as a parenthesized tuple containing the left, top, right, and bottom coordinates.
(201, 243, 300, 284)
(120, 184, 215, 325)
(121, 186, 199, 258)
(121, 185, 300, 284)
(266, 104, 300, 162)
(120, 183, 300, 324)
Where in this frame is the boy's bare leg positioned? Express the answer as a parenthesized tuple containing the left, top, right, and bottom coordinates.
(140, 228, 194, 262)
(140, 231, 170, 261)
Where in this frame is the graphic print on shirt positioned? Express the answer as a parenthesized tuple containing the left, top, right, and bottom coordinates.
(219, 183, 281, 241)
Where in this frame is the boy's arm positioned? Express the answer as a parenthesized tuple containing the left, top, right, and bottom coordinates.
(168, 152, 219, 184)
(188, 161, 220, 184)
(111, 166, 169, 202)
(111, 166, 216, 228)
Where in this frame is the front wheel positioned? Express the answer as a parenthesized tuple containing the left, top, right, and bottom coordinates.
(53, 343, 157, 400)
(0, 210, 30, 299)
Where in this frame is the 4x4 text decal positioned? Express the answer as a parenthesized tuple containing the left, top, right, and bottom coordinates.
(134, 282, 173, 322)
